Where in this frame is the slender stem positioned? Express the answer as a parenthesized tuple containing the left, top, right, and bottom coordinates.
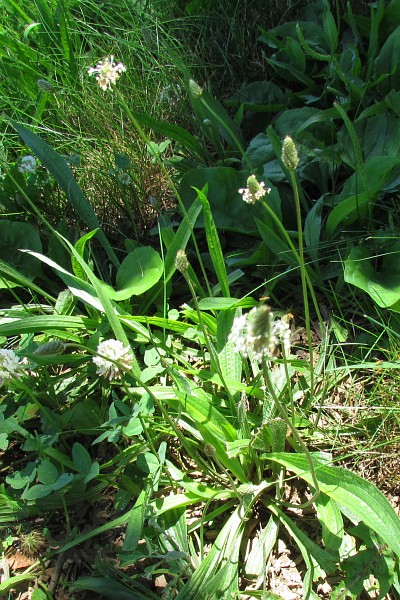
(262, 358, 320, 508)
(260, 199, 323, 328)
(184, 273, 236, 413)
(289, 169, 314, 400)
(116, 90, 211, 296)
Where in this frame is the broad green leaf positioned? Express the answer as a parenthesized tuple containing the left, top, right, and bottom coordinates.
(194, 185, 230, 297)
(245, 515, 279, 581)
(72, 442, 92, 475)
(274, 107, 337, 138)
(37, 460, 58, 485)
(162, 507, 189, 557)
(304, 196, 323, 265)
(175, 387, 246, 482)
(0, 258, 55, 300)
(198, 297, 257, 311)
(0, 315, 97, 337)
(167, 461, 234, 500)
(323, 5, 338, 52)
(374, 25, 400, 94)
(122, 488, 148, 553)
(141, 197, 202, 314)
(265, 57, 317, 90)
(72, 230, 98, 280)
(255, 217, 297, 267)
(381, 0, 400, 38)
(326, 156, 398, 237)
(269, 453, 400, 558)
(104, 247, 163, 300)
(227, 81, 285, 113)
(315, 493, 344, 556)
(268, 503, 336, 589)
(175, 507, 245, 600)
(23, 250, 104, 312)
(0, 573, 37, 595)
(216, 310, 242, 398)
(31, 589, 51, 600)
(344, 244, 400, 310)
(52, 472, 74, 491)
(339, 113, 400, 164)
(21, 483, 53, 500)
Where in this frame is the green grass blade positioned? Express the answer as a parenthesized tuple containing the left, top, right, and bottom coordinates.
(163, 197, 202, 283)
(0, 315, 97, 336)
(55, 233, 141, 377)
(2, 0, 32, 22)
(126, 109, 206, 161)
(194, 186, 230, 297)
(55, 0, 78, 79)
(72, 577, 153, 600)
(0, 258, 56, 302)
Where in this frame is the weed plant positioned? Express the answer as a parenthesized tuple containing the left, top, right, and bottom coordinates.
(1, 0, 400, 598)
(0, 0, 190, 237)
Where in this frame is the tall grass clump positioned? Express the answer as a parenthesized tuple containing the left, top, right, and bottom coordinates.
(0, 0, 192, 239)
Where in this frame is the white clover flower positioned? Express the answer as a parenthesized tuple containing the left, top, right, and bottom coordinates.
(0, 348, 22, 386)
(88, 55, 126, 91)
(17, 156, 38, 174)
(238, 175, 271, 205)
(228, 306, 291, 362)
(93, 339, 133, 381)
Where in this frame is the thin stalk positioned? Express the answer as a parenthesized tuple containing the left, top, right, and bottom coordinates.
(183, 272, 237, 413)
(289, 168, 314, 400)
(262, 358, 320, 509)
(260, 199, 323, 328)
(115, 90, 212, 297)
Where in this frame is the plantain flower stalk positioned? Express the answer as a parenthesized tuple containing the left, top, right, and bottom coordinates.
(88, 56, 126, 91)
(281, 136, 299, 171)
(239, 175, 271, 204)
(229, 305, 291, 362)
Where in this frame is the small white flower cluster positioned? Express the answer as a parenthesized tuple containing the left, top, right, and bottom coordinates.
(88, 56, 126, 91)
(17, 156, 38, 174)
(229, 306, 291, 362)
(238, 175, 271, 205)
(93, 339, 133, 381)
(0, 349, 22, 387)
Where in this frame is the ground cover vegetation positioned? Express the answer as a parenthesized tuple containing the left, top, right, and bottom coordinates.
(1, 0, 400, 598)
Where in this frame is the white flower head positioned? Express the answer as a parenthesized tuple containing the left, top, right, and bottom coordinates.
(93, 339, 133, 381)
(228, 306, 291, 361)
(17, 155, 38, 174)
(88, 55, 126, 91)
(239, 175, 271, 205)
(0, 348, 22, 386)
